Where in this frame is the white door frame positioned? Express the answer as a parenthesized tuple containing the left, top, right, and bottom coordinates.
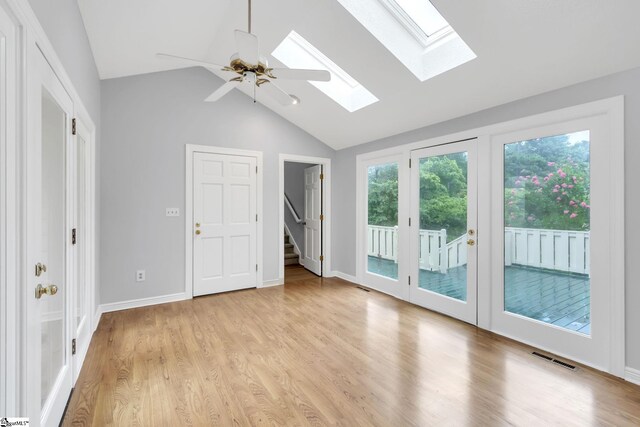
(185, 144, 264, 296)
(278, 154, 332, 283)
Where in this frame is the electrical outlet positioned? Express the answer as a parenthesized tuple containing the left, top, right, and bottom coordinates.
(136, 270, 145, 282)
(166, 208, 180, 217)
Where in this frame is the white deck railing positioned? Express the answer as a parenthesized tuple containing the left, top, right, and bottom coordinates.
(367, 225, 590, 275)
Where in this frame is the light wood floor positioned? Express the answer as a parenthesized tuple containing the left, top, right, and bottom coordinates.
(64, 265, 640, 426)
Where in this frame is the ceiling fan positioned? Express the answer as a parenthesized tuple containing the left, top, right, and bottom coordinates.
(157, 0, 331, 106)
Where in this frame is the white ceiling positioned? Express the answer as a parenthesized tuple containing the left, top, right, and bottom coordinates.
(78, 0, 640, 150)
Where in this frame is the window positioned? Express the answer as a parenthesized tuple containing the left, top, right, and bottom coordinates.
(271, 31, 378, 112)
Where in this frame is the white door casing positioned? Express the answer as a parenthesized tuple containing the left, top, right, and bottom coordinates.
(192, 152, 258, 296)
(302, 165, 322, 275)
(409, 140, 478, 325)
(26, 46, 74, 427)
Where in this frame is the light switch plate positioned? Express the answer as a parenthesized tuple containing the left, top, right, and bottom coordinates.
(166, 208, 180, 217)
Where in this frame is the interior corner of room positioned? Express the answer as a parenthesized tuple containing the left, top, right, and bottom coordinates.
(2, 0, 640, 425)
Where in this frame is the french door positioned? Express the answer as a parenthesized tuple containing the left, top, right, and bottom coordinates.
(409, 141, 478, 324)
(192, 152, 258, 296)
(26, 47, 75, 426)
(490, 117, 613, 370)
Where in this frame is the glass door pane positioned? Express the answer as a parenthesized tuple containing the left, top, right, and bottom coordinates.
(367, 162, 399, 280)
(418, 152, 469, 301)
(503, 131, 591, 334)
(40, 88, 67, 407)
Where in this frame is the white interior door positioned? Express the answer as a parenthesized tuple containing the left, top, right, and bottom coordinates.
(302, 165, 322, 276)
(410, 141, 478, 324)
(193, 152, 257, 296)
(26, 47, 74, 426)
(490, 117, 613, 370)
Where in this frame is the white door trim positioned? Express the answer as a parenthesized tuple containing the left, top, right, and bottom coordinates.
(185, 144, 264, 296)
(278, 154, 332, 283)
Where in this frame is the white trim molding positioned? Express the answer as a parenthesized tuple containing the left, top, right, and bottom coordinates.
(262, 278, 285, 288)
(278, 154, 332, 282)
(625, 367, 640, 386)
(185, 144, 264, 296)
(332, 271, 358, 284)
(100, 292, 189, 314)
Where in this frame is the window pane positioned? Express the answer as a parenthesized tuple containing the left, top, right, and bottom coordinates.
(418, 152, 468, 301)
(367, 162, 399, 280)
(504, 131, 591, 335)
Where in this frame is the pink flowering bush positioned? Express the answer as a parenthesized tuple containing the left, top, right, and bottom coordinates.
(504, 136, 590, 231)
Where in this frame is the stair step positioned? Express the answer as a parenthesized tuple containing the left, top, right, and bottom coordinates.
(284, 252, 298, 259)
(285, 243, 294, 249)
(284, 257, 299, 266)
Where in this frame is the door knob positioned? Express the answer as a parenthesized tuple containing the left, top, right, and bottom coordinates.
(195, 230, 201, 235)
(35, 284, 58, 299)
(467, 239, 475, 246)
(195, 222, 200, 228)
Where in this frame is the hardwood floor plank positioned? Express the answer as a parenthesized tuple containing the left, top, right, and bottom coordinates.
(64, 266, 640, 426)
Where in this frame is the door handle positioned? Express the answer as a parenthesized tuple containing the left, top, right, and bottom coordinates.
(35, 284, 58, 299)
(467, 239, 475, 246)
(195, 230, 201, 235)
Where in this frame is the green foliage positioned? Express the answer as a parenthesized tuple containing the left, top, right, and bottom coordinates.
(366, 132, 591, 239)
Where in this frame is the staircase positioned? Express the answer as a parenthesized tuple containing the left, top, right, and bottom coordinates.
(284, 233, 300, 266)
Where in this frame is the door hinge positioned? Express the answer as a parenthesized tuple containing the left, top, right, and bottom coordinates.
(319, 214, 324, 221)
(256, 264, 258, 272)
(320, 255, 324, 261)
(256, 165, 258, 173)
(256, 214, 258, 222)
(320, 173, 324, 180)
(409, 158, 412, 168)
(408, 217, 411, 227)
(72, 118, 77, 136)
(408, 276, 411, 285)
(72, 338, 76, 355)
(72, 228, 77, 245)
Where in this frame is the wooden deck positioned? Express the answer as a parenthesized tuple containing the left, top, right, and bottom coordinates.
(367, 256, 591, 334)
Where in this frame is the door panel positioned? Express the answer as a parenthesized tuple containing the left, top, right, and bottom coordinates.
(193, 152, 257, 296)
(27, 48, 74, 427)
(302, 165, 322, 275)
(410, 141, 477, 324)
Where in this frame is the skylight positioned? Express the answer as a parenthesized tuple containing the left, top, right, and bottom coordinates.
(271, 31, 378, 113)
(336, 0, 476, 82)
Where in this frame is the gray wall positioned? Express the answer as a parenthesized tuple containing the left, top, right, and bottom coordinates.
(28, 0, 102, 310)
(284, 162, 316, 253)
(100, 67, 334, 304)
(332, 65, 640, 371)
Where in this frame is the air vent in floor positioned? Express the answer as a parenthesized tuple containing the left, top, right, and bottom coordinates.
(532, 351, 577, 371)
(356, 287, 370, 292)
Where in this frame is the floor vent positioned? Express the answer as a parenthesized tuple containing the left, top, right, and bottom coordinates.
(532, 351, 577, 371)
(356, 287, 370, 292)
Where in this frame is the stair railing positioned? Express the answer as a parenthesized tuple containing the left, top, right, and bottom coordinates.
(284, 193, 304, 224)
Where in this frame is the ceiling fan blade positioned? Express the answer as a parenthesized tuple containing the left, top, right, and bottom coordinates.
(204, 80, 241, 102)
(260, 81, 294, 106)
(235, 30, 259, 64)
(156, 53, 228, 71)
(269, 68, 331, 82)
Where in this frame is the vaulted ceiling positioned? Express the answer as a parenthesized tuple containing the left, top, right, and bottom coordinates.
(78, 0, 640, 149)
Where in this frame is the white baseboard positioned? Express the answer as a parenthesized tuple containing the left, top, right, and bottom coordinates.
(92, 306, 102, 332)
(626, 367, 640, 385)
(99, 292, 189, 314)
(331, 271, 358, 284)
(262, 278, 284, 288)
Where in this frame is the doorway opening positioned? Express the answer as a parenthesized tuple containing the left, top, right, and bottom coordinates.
(279, 155, 332, 283)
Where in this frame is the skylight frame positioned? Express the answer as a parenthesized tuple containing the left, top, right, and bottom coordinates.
(378, 0, 454, 48)
(271, 30, 378, 113)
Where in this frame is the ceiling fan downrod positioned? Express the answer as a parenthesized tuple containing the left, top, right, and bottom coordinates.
(248, 0, 252, 34)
